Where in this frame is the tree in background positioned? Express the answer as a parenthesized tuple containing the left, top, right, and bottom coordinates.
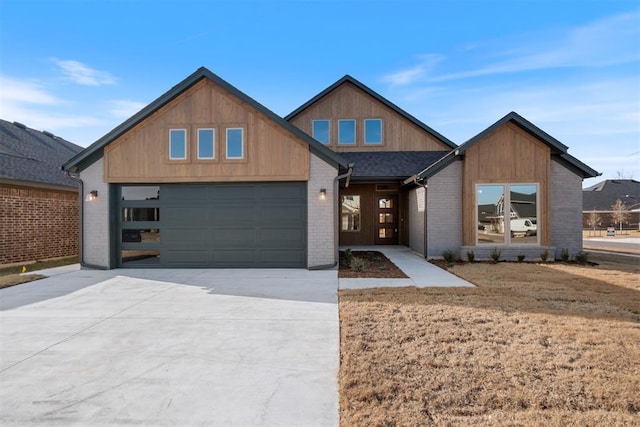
(611, 199, 631, 233)
(586, 211, 602, 236)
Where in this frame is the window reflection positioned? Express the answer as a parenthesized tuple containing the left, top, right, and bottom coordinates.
(379, 198, 393, 209)
(341, 195, 361, 231)
(121, 250, 160, 265)
(477, 185, 505, 244)
(121, 186, 160, 200)
(510, 185, 538, 243)
(122, 208, 159, 222)
(477, 184, 539, 244)
(122, 229, 159, 243)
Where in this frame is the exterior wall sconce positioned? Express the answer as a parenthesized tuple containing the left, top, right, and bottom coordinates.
(86, 190, 98, 201)
(319, 188, 327, 200)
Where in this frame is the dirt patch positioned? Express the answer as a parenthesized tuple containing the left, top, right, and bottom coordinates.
(339, 257, 640, 425)
(0, 274, 46, 289)
(339, 251, 408, 279)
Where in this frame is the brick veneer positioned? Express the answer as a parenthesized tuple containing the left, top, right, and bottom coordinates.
(0, 184, 79, 265)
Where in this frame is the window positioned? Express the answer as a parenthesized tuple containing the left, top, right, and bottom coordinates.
(341, 195, 361, 231)
(226, 128, 244, 159)
(169, 129, 187, 160)
(364, 119, 382, 144)
(198, 128, 215, 159)
(477, 183, 539, 245)
(338, 120, 356, 144)
(312, 120, 330, 144)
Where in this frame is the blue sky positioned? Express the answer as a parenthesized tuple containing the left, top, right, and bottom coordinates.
(1, 0, 638, 186)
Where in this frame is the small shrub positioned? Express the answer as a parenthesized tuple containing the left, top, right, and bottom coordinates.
(466, 251, 475, 263)
(540, 250, 548, 262)
(560, 248, 569, 263)
(442, 250, 457, 264)
(574, 251, 589, 264)
(490, 247, 501, 262)
(344, 248, 354, 262)
(350, 257, 367, 272)
(517, 254, 526, 262)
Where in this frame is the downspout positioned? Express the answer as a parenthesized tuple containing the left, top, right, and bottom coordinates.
(410, 176, 429, 258)
(65, 170, 104, 270)
(308, 162, 354, 270)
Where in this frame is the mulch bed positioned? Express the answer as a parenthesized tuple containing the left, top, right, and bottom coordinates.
(339, 250, 408, 278)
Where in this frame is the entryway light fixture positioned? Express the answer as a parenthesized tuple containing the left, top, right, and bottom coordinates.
(319, 188, 327, 200)
(86, 190, 98, 201)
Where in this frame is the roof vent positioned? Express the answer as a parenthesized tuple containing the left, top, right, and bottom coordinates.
(13, 121, 27, 129)
(42, 130, 55, 138)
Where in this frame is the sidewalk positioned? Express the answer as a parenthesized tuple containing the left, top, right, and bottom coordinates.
(339, 246, 474, 289)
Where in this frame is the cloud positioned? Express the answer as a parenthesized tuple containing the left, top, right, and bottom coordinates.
(0, 76, 61, 105)
(384, 10, 640, 85)
(382, 54, 444, 86)
(51, 59, 117, 86)
(108, 99, 147, 119)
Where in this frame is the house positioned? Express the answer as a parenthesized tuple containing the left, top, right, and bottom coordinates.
(583, 179, 640, 230)
(62, 67, 599, 269)
(0, 119, 83, 265)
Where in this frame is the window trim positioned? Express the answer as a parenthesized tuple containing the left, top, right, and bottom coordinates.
(169, 128, 187, 160)
(197, 128, 216, 160)
(225, 127, 245, 160)
(364, 118, 383, 145)
(338, 119, 356, 145)
(475, 182, 540, 245)
(312, 119, 331, 145)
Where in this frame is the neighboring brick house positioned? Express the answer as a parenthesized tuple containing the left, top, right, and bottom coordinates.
(0, 119, 83, 265)
(62, 67, 599, 269)
(583, 179, 640, 230)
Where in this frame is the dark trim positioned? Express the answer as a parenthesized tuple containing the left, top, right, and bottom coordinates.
(108, 184, 118, 269)
(63, 67, 349, 173)
(285, 75, 457, 150)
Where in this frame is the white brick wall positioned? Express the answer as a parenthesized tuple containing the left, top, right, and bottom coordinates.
(427, 161, 463, 258)
(408, 187, 425, 255)
(80, 158, 110, 268)
(307, 154, 338, 268)
(550, 160, 584, 258)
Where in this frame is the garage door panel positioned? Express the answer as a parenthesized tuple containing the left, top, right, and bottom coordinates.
(260, 250, 306, 265)
(259, 183, 306, 200)
(164, 249, 210, 265)
(211, 185, 256, 200)
(164, 207, 209, 225)
(164, 228, 209, 245)
(260, 228, 306, 247)
(213, 250, 257, 265)
(163, 185, 208, 201)
(211, 207, 255, 223)
(260, 206, 305, 224)
(213, 229, 257, 247)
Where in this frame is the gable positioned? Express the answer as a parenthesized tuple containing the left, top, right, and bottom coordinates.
(103, 78, 310, 183)
(288, 81, 454, 152)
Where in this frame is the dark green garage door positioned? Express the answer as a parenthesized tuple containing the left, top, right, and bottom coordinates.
(119, 182, 307, 268)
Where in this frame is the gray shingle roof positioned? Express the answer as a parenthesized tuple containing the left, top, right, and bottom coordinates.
(0, 119, 83, 188)
(583, 179, 640, 211)
(340, 151, 450, 180)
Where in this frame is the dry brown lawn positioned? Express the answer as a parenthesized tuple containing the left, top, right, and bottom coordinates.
(339, 254, 640, 426)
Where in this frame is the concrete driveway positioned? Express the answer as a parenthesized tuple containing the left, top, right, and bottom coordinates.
(0, 268, 339, 426)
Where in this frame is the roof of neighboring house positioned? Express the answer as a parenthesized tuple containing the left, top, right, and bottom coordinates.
(583, 179, 640, 211)
(407, 111, 600, 183)
(0, 119, 82, 189)
(63, 67, 349, 173)
(341, 151, 450, 180)
(285, 75, 457, 150)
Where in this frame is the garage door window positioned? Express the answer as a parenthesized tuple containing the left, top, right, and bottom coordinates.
(120, 185, 162, 266)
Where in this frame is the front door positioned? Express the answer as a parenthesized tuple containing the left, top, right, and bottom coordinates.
(375, 195, 398, 245)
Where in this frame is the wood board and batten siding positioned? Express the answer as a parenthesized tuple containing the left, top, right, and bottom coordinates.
(288, 82, 450, 152)
(104, 79, 310, 183)
(462, 122, 551, 246)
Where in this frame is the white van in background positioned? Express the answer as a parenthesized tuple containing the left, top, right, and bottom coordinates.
(511, 218, 537, 237)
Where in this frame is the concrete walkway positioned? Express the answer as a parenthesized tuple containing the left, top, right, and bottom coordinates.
(1, 268, 339, 426)
(339, 246, 474, 289)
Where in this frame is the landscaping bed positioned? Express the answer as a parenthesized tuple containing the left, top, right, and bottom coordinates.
(339, 254, 640, 425)
(339, 250, 408, 279)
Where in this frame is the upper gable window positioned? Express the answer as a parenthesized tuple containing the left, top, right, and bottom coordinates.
(169, 129, 187, 160)
(338, 119, 356, 145)
(226, 128, 244, 159)
(197, 128, 215, 159)
(364, 119, 382, 144)
(312, 120, 330, 144)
